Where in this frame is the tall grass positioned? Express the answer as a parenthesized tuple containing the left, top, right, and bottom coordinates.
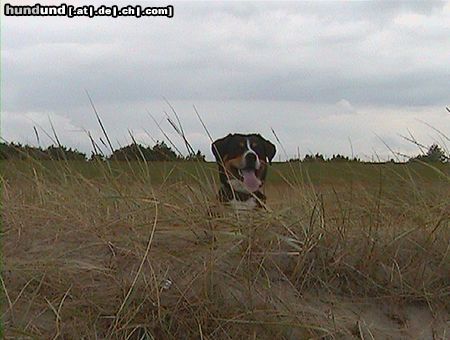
(1, 154, 449, 338)
(1, 104, 449, 338)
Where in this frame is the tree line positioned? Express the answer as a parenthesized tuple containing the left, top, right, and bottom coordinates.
(0, 141, 206, 162)
(0, 141, 447, 163)
(288, 144, 448, 163)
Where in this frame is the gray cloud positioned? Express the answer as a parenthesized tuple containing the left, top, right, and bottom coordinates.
(2, 1, 450, 160)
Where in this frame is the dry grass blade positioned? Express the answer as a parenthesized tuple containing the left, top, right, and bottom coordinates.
(85, 89, 114, 154)
(2, 128, 449, 339)
(110, 202, 159, 334)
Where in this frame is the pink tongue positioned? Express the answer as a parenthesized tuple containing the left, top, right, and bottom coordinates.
(241, 169, 261, 192)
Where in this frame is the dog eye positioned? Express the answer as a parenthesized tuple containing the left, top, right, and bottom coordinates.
(252, 142, 257, 147)
(239, 142, 245, 147)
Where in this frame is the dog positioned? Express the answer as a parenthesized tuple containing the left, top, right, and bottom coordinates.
(211, 133, 276, 209)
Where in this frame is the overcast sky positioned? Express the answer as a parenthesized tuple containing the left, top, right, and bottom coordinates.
(2, 0, 450, 161)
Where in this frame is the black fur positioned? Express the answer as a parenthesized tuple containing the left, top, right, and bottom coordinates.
(211, 133, 276, 206)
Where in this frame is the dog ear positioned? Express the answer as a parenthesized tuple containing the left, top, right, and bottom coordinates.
(212, 134, 232, 162)
(262, 137, 276, 164)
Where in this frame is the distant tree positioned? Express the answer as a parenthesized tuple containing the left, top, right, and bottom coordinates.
(109, 144, 150, 161)
(89, 152, 106, 162)
(303, 153, 326, 162)
(45, 145, 87, 160)
(303, 154, 312, 162)
(411, 144, 448, 163)
(109, 141, 179, 161)
(185, 150, 206, 162)
(330, 154, 350, 162)
(152, 141, 178, 161)
(315, 153, 325, 162)
(0, 142, 86, 160)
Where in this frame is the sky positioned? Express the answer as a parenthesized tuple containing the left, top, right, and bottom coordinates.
(2, 0, 450, 161)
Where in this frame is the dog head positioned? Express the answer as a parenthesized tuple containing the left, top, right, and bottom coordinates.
(212, 133, 276, 193)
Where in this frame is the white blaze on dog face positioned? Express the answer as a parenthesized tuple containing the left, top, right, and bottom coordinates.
(243, 138, 261, 170)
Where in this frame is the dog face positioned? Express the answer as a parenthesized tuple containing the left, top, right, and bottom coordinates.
(212, 133, 276, 193)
